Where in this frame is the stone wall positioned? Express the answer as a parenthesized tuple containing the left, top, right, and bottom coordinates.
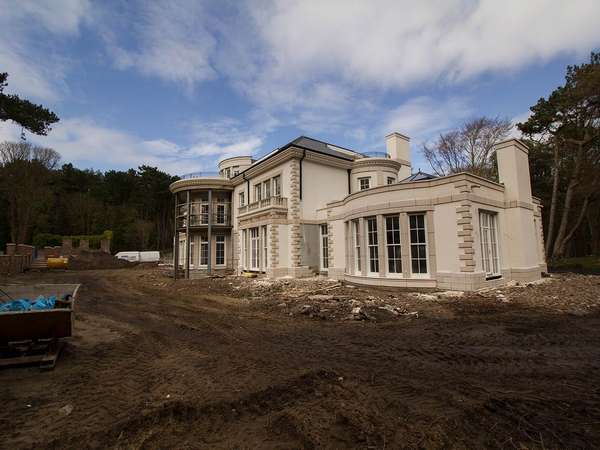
(0, 243, 34, 276)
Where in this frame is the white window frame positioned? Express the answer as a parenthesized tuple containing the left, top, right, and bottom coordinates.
(215, 235, 225, 266)
(366, 217, 379, 275)
(239, 191, 245, 206)
(250, 227, 260, 270)
(358, 177, 371, 191)
(479, 210, 501, 278)
(319, 224, 329, 271)
(254, 184, 262, 202)
(272, 175, 281, 197)
(215, 202, 226, 224)
(409, 214, 429, 277)
(178, 238, 186, 267)
(352, 220, 361, 274)
(241, 229, 248, 270)
(199, 234, 209, 267)
(200, 203, 209, 225)
(263, 180, 271, 199)
(385, 215, 402, 276)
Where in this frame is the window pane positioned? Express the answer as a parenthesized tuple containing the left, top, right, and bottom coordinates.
(410, 229, 417, 243)
(411, 245, 419, 258)
(410, 215, 416, 228)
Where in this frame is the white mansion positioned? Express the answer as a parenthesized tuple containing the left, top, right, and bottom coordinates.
(169, 133, 546, 290)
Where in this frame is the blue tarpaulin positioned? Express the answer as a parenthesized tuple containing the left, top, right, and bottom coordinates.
(0, 295, 56, 313)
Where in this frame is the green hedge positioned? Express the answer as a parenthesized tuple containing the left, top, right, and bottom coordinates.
(33, 230, 113, 249)
(32, 233, 62, 248)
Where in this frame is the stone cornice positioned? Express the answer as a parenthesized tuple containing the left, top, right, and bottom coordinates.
(169, 177, 233, 193)
(352, 158, 402, 171)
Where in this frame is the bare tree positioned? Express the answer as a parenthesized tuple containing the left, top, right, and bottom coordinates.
(423, 117, 512, 178)
(0, 141, 60, 243)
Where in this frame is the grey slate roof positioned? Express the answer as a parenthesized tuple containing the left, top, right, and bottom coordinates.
(289, 136, 362, 160)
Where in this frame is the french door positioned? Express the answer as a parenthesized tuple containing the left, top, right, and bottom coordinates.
(250, 227, 260, 270)
(479, 211, 500, 278)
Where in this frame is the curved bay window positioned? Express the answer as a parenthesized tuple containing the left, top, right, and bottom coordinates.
(348, 212, 429, 279)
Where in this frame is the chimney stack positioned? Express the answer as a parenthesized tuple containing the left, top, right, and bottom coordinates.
(385, 132, 411, 179)
(495, 139, 532, 203)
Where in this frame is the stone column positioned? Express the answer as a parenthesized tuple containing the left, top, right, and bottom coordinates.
(6, 243, 16, 256)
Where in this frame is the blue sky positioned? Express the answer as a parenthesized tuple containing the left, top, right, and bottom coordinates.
(1, 0, 599, 175)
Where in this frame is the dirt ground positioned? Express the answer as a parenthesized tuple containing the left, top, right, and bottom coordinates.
(1, 268, 600, 449)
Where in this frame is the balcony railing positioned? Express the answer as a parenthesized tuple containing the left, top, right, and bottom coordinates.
(176, 201, 231, 228)
(238, 196, 288, 215)
(179, 171, 222, 180)
(359, 151, 390, 159)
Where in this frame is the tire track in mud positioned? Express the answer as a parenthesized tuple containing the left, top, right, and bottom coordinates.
(39, 370, 344, 449)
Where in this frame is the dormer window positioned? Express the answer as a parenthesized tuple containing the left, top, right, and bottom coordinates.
(359, 177, 371, 191)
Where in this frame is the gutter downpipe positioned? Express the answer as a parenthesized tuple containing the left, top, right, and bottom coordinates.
(299, 149, 306, 200)
(243, 173, 250, 200)
(347, 169, 351, 195)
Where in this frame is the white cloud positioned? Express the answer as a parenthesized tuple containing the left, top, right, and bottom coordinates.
(219, 0, 600, 144)
(0, 0, 90, 35)
(0, 0, 90, 101)
(508, 111, 533, 138)
(186, 116, 272, 160)
(101, 0, 217, 90)
(246, 0, 600, 90)
(0, 115, 267, 175)
(385, 96, 473, 141)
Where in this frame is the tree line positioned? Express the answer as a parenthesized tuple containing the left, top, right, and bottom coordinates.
(0, 72, 178, 253)
(0, 141, 178, 252)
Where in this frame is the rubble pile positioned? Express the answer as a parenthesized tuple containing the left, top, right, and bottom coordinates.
(135, 268, 600, 321)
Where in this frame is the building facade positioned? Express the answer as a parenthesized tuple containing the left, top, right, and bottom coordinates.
(169, 133, 547, 291)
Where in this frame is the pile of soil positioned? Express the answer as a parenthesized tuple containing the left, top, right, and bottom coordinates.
(67, 250, 132, 270)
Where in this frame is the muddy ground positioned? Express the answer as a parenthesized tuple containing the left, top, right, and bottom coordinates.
(1, 268, 600, 449)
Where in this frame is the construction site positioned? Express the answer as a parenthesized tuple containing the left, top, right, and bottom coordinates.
(1, 264, 599, 449)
